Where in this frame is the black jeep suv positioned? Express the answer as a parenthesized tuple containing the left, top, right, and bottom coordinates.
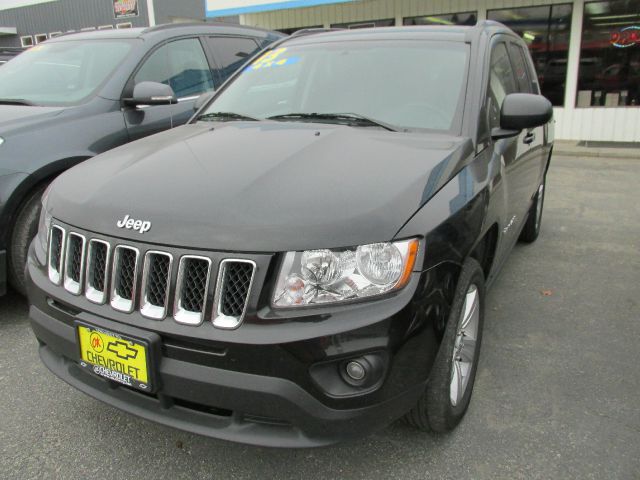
(0, 23, 283, 296)
(27, 22, 553, 447)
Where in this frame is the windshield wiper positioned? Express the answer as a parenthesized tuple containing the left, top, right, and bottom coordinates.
(267, 112, 398, 132)
(0, 98, 35, 106)
(197, 111, 259, 122)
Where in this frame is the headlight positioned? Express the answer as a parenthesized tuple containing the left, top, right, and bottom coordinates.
(273, 238, 419, 307)
(36, 184, 53, 257)
(0, 137, 4, 146)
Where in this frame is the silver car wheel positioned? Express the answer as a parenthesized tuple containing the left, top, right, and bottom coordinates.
(450, 284, 479, 407)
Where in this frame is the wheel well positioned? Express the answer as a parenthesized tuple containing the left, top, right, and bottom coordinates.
(3, 169, 71, 247)
(5, 156, 91, 231)
(469, 223, 499, 280)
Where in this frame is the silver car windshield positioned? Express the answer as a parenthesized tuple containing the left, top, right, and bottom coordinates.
(0, 39, 134, 106)
(203, 40, 470, 132)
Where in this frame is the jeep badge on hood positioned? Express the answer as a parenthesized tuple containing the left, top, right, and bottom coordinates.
(116, 214, 151, 234)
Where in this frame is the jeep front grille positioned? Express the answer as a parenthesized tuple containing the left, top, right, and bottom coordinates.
(141, 251, 172, 320)
(46, 224, 257, 329)
(111, 245, 140, 313)
(85, 239, 110, 304)
(63, 233, 85, 295)
(213, 259, 256, 329)
(47, 225, 65, 285)
(174, 256, 211, 325)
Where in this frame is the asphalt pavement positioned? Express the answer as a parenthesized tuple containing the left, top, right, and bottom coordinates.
(1, 154, 639, 479)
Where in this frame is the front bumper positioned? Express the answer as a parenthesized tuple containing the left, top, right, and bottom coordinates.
(32, 307, 424, 447)
(27, 240, 443, 447)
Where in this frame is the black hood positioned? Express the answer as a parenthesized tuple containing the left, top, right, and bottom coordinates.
(0, 104, 65, 134)
(49, 122, 473, 252)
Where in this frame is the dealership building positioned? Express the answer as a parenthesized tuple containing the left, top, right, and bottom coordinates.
(205, 0, 639, 143)
(0, 0, 235, 47)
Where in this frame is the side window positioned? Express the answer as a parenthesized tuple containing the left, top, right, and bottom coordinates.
(508, 43, 533, 93)
(206, 36, 260, 86)
(487, 42, 518, 129)
(134, 38, 214, 98)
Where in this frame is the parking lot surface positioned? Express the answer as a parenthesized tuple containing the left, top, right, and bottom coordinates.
(1, 154, 639, 480)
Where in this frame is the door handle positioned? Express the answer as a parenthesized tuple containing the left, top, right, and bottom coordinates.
(523, 131, 536, 145)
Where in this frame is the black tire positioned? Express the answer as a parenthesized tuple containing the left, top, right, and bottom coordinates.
(405, 257, 485, 433)
(519, 177, 546, 243)
(8, 184, 48, 295)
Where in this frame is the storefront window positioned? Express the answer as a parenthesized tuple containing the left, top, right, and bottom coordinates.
(331, 19, 394, 29)
(488, 4, 573, 106)
(403, 12, 477, 26)
(577, 1, 640, 107)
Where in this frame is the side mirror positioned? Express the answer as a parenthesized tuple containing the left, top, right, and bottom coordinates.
(124, 81, 177, 106)
(492, 93, 553, 139)
(193, 91, 215, 112)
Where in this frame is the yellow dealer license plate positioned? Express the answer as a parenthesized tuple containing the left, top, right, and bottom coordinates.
(77, 324, 152, 392)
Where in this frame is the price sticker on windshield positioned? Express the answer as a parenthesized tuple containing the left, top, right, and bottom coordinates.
(247, 48, 299, 71)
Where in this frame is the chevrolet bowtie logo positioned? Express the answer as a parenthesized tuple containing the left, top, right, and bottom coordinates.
(106, 340, 138, 360)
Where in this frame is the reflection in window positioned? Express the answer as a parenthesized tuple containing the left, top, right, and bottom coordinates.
(331, 19, 394, 29)
(577, 0, 640, 107)
(206, 36, 260, 86)
(206, 41, 469, 132)
(403, 12, 477, 26)
(488, 43, 518, 129)
(0, 41, 132, 105)
(488, 4, 573, 106)
(134, 38, 214, 98)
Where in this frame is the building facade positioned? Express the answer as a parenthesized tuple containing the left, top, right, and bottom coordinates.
(206, 0, 639, 142)
(0, 0, 234, 49)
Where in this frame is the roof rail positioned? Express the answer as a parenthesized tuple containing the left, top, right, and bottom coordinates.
(141, 22, 209, 34)
(475, 20, 505, 28)
(0, 46, 25, 53)
(291, 27, 344, 37)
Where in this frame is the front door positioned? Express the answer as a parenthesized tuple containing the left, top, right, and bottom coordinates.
(123, 37, 215, 141)
(487, 41, 532, 242)
(507, 41, 548, 196)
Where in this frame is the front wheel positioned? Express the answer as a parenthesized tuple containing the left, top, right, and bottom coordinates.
(405, 257, 485, 433)
(8, 184, 48, 295)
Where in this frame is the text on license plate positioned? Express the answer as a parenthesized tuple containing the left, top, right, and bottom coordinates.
(77, 324, 150, 390)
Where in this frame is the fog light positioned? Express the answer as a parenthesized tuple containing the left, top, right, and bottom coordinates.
(310, 353, 387, 396)
(345, 361, 366, 381)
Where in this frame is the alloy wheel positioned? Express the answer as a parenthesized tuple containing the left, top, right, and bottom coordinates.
(450, 284, 480, 407)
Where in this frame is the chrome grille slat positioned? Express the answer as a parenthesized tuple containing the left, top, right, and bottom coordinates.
(46, 225, 256, 329)
(47, 225, 66, 285)
(110, 245, 140, 313)
(174, 255, 211, 326)
(63, 233, 85, 295)
(85, 239, 110, 304)
(140, 251, 173, 320)
(212, 259, 256, 330)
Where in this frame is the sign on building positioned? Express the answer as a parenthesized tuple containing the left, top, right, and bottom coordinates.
(113, 0, 138, 19)
(206, 0, 355, 17)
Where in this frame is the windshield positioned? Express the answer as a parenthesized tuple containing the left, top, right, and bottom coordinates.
(202, 40, 469, 131)
(0, 40, 134, 106)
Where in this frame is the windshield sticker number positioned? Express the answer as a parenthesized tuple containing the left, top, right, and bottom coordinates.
(247, 48, 299, 71)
